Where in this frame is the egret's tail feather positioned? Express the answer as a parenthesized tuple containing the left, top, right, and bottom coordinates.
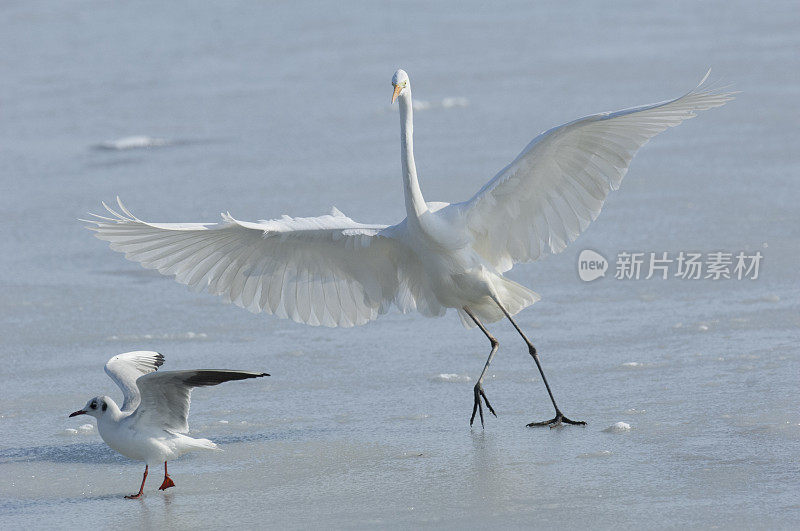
(497, 277, 541, 316)
(458, 277, 540, 328)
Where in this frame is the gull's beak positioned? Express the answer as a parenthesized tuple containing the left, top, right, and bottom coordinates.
(69, 410, 86, 418)
(391, 83, 402, 104)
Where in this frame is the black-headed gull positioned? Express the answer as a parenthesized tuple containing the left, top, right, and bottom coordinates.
(69, 351, 268, 499)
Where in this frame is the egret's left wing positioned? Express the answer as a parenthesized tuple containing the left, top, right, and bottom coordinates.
(85, 199, 438, 327)
(454, 72, 735, 272)
(132, 370, 267, 434)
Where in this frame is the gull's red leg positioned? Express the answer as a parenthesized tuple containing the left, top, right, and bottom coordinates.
(125, 465, 148, 499)
(158, 461, 175, 491)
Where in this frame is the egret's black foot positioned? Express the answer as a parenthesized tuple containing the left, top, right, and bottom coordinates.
(470, 383, 497, 428)
(526, 411, 586, 429)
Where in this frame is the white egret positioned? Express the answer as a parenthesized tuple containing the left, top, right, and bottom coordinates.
(86, 69, 733, 427)
(69, 351, 268, 498)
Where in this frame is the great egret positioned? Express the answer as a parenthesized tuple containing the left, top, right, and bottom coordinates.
(69, 351, 268, 498)
(86, 69, 733, 428)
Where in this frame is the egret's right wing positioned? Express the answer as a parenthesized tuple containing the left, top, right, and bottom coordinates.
(104, 351, 165, 412)
(454, 72, 735, 272)
(132, 370, 268, 434)
(85, 199, 439, 327)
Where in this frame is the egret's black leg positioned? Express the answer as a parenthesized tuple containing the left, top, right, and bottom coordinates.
(464, 307, 498, 428)
(489, 295, 586, 428)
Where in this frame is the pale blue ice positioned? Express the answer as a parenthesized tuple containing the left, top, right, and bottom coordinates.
(1, 1, 798, 528)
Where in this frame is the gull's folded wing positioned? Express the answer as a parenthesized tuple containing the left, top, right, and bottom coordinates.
(85, 199, 441, 327)
(132, 370, 267, 434)
(454, 72, 735, 272)
(104, 351, 165, 412)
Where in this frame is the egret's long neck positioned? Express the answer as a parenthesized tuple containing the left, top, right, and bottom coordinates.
(398, 90, 427, 219)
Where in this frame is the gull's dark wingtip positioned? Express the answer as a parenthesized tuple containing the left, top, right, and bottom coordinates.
(181, 370, 270, 387)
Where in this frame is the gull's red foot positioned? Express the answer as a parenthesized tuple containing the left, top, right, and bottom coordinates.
(125, 465, 148, 498)
(158, 475, 175, 491)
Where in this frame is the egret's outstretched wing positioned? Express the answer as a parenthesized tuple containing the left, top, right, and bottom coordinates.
(132, 370, 267, 434)
(456, 72, 735, 272)
(85, 199, 438, 327)
(104, 351, 165, 412)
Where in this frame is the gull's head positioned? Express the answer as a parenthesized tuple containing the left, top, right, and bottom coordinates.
(391, 69, 410, 103)
(69, 396, 110, 419)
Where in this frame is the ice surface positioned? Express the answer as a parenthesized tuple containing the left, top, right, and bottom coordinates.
(603, 422, 632, 433)
(441, 97, 469, 108)
(61, 425, 94, 436)
(578, 450, 613, 459)
(432, 373, 472, 383)
(96, 135, 170, 150)
(403, 97, 469, 112)
(1, 0, 798, 528)
(107, 332, 209, 341)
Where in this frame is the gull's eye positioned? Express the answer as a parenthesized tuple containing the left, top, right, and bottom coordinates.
(90, 402, 97, 409)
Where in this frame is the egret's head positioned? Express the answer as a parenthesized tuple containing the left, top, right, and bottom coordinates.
(391, 69, 410, 103)
(69, 396, 110, 419)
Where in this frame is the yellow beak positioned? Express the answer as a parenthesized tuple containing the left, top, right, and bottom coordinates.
(391, 84, 402, 104)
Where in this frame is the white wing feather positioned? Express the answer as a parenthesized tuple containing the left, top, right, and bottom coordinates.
(104, 351, 165, 412)
(85, 199, 438, 327)
(131, 370, 266, 434)
(456, 72, 735, 272)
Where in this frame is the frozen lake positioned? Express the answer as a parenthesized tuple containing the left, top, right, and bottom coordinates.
(1, 0, 798, 528)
